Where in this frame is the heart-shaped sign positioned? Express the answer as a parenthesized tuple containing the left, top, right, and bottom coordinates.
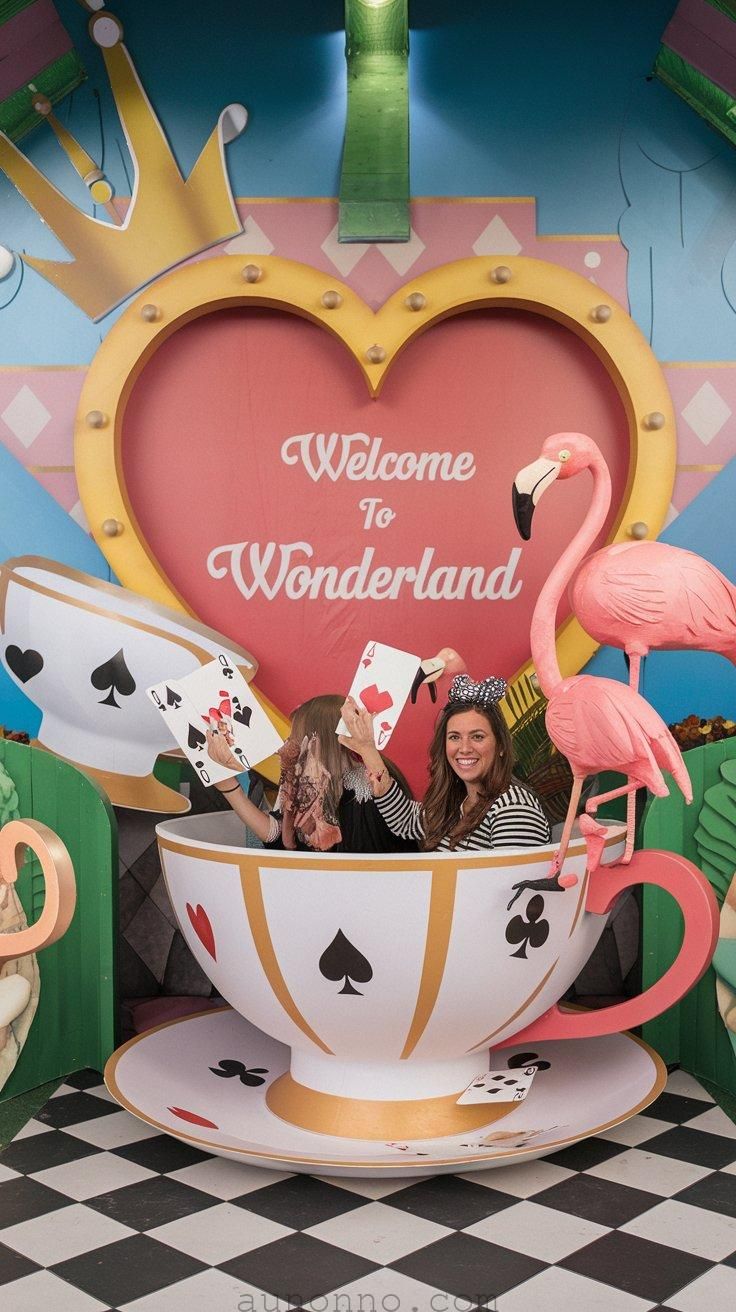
(186, 902, 217, 961)
(76, 256, 674, 790)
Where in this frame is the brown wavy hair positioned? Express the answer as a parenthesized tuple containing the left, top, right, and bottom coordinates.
(420, 701, 514, 851)
(289, 695, 412, 820)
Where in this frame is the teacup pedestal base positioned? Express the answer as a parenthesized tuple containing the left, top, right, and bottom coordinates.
(266, 1071, 512, 1140)
(31, 740, 191, 813)
(265, 1049, 503, 1140)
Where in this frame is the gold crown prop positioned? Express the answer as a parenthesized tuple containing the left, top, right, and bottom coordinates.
(0, 7, 247, 320)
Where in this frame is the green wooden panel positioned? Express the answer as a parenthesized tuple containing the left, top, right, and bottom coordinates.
(339, 0, 410, 242)
(1, 741, 117, 1100)
(640, 739, 736, 1097)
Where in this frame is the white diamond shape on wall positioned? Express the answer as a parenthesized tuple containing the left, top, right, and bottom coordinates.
(377, 228, 426, 275)
(224, 215, 275, 255)
(321, 224, 371, 276)
(681, 382, 732, 446)
(472, 215, 523, 257)
(1, 385, 51, 448)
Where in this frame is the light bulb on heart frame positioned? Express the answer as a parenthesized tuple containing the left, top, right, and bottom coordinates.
(73, 252, 676, 771)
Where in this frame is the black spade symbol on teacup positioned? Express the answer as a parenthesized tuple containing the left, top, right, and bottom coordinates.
(5, 645, 43, 684)
(319, 929, 373, 995)
(90, 649, 136, 708)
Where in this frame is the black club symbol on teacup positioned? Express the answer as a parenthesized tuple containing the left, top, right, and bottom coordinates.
(209, 1059, 268, 1087)
(505, 895, 550, 959)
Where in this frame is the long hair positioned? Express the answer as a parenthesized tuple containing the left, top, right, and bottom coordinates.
(420, 701, 514, 851)
(289, 695, 350, 821)
(288, 695, 412, 819)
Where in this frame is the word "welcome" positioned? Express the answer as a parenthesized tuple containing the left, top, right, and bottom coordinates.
(281, 432, 476, 483)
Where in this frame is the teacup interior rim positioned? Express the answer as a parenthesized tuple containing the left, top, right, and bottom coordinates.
(156, 813, 627, 864)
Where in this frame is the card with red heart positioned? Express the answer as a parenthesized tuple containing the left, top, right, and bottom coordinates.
(337, 640, 421, 749)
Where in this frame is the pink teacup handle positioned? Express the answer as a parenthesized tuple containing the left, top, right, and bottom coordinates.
(0, 820, 76, 963)
(497, 849, 719, 1047)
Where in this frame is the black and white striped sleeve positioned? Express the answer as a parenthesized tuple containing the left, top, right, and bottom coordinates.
(373, 779, 425, 842)
(487, 783, 551, 848)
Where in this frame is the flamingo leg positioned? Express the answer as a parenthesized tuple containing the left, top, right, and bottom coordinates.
(506, 776, 583, 910)
(584, 779, 641, 870)
(627, 651, 641, 695)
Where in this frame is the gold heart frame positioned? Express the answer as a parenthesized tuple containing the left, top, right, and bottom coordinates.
(74, 253, 675, 717)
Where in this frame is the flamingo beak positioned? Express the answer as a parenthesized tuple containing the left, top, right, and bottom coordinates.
(512, 457, 561, 540)
(410, 656, 445, 704)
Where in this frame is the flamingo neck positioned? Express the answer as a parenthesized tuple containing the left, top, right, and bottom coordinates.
(531, 453, 611, 696)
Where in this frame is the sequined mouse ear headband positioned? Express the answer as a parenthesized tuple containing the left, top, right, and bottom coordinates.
(447, 673, 507, 708)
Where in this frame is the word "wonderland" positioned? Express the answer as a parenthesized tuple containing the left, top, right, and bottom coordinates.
(207, 542, 523, 602)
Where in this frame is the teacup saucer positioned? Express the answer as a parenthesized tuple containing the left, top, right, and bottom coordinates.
(105, 1007, 666, 1177)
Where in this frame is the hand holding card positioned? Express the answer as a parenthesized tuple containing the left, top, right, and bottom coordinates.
(148, 653, 283, 786)
(337, 640, 422, 748)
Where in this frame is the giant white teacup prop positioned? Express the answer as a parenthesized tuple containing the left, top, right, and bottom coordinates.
(157, 812, 718, 1139)
(0, 557, 257, 811)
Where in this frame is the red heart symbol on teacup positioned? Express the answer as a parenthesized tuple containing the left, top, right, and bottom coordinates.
(360, 685, 394, 715)
(186, 903, 217, 960)
(169, 1106, 219, 1128)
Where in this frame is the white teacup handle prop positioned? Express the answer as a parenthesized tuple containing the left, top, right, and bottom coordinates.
(498, 849, 719, 1047)
(0, 820, 76, 964)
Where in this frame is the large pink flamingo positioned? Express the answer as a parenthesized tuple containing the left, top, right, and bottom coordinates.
(510, 432, 692, 892)
(518, 432, 736, 695)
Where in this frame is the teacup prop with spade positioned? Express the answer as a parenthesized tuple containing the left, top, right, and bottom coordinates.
(0, 557, 258, 812)
(150, 811, 718, 1141)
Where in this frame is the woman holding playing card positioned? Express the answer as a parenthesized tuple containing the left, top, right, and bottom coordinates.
(340, 674, 551, 851)
(206, 694, 416, 853)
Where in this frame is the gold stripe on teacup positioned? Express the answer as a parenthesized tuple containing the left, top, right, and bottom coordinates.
(265, 1071, 512, 1140)
(465, 957, 560, 1053)
(239, 863, 334, 1056)
(568, 868, 590, 939)
(400, 867, 458, 1060)
(104, 1013, 668, 1170)
(0, 556, 257, 672)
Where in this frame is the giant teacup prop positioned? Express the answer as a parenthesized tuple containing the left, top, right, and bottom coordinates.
(0, 557, 258, 812)
(157, 812, 718, 1140)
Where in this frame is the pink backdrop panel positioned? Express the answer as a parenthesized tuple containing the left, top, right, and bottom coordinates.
(122, 307, 628, 790)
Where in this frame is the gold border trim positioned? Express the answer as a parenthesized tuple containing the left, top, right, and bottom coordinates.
(103, 1009, 668, 1171)
(74, 253, 675, 713)
(156, 825, 625, 869)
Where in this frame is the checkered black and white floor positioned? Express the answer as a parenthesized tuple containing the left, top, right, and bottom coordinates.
(1, 1067, 735, 1311)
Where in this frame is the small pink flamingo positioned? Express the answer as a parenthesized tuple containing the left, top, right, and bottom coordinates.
(509, 433, 692, 895)
(411, 647, 467, 702)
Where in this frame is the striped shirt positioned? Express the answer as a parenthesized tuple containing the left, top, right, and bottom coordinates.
(375, 780, 551, 850)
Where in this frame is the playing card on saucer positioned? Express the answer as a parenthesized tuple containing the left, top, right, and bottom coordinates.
(456, 1066, 537, 1105)
(337, 640, 421, 748)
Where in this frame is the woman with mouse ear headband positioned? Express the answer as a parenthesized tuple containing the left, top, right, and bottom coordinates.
(340, 673, 550, 853)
